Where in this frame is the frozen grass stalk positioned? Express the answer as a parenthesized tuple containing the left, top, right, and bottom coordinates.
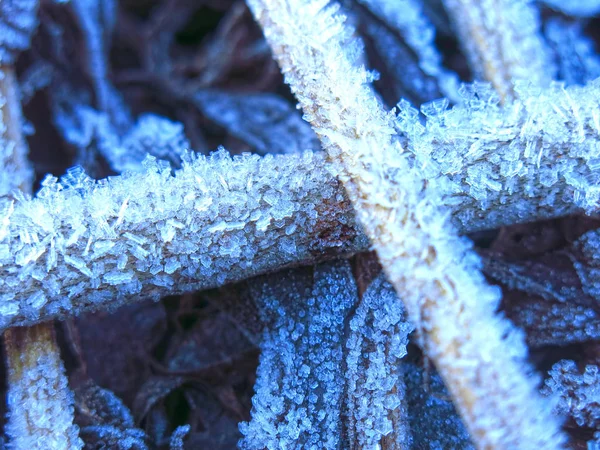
(1, 2, 81, 447)
(246, 0, 566, 448)
(441, 0, 553, 101)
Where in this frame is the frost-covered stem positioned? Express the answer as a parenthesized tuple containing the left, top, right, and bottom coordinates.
(0, 67, 33, 194)
(247, 0, 565, 448)
(1, 63, 81, 450)
(5, 323, 83, 449)
(441, 0, 553, 101)
(0, 150, 367, 330)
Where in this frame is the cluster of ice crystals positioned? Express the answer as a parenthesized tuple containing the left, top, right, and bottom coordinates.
(240, 264, 413, 449)
(239, 262, 357, 449)
(5, 326, 83, 449)
(115, 114, 190, 172)
(0, 149, 364, 329)
(397, 78, 600, 231)
(0, 0, 39, 65)
(357, 0, 460, 102)
(345, 274, 412, 448)
(542, 360, 600, 428)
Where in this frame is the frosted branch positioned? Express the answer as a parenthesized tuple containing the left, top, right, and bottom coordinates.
(4, 323, 83, 449)
(441, 0, 554, 101)
(0, 68, 33, 196)
(401, 78, 600, 230)
(247, 0, 566, 448)
(0, 150, 365, 330)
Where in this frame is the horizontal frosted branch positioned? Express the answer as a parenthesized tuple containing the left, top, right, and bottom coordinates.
(0, 150, 366, 329)
(2, 77, 600, 329)
(402, 78, 600, 231)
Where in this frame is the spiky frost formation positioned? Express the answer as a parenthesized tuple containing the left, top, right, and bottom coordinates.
(397, 79, 600, 232)
(0, 149, 365, 330)
(0, 0, 39, 65)
(441, 0, 554, 101)
(239, 262, 413, 449)
(4, 323, 83, 449)
(115, 113, 190, 171)
(246, 0, 566, 448)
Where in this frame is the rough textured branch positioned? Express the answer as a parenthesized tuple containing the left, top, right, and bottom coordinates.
(0, 150, 366, 330)
(247, 0, 566, 448)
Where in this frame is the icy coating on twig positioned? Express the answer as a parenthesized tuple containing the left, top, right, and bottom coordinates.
(4, 323, 83, 449)
(0, 149, 365, 329)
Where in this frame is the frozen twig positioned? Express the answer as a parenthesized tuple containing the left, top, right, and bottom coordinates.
(246, 0, 566, 448)
(0, 67, 33, 195)
(4, 323, 83, 449)
(441, 0, 553, 101)
(0, 150, 366, 330)
(1, 3, 81, 447)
